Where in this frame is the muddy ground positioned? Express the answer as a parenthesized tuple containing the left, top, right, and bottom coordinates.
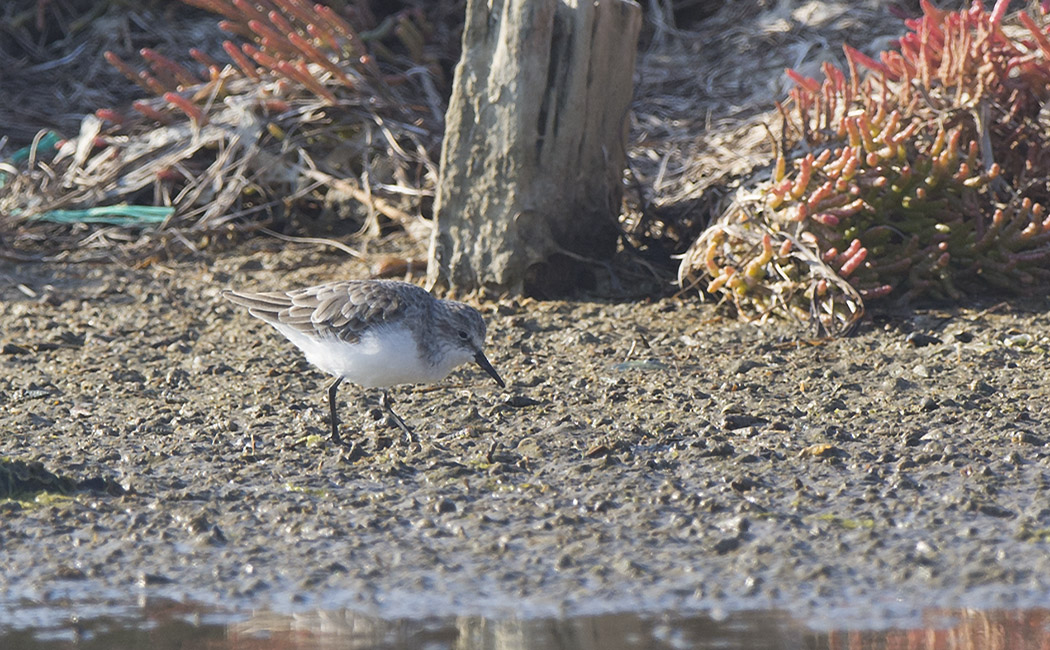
(2, 242, 1050, 632)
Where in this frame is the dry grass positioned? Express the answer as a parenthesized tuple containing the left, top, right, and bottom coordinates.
(0, 0, 461, 262)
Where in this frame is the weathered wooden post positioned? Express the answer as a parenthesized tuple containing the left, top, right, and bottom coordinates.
(428, 0, 642, 296)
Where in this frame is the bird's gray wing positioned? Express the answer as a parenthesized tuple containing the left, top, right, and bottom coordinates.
(224, 281, 408, 343)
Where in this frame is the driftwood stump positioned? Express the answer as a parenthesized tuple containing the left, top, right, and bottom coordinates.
(427, 0, 642, 296)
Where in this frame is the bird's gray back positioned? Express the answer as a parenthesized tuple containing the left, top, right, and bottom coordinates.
(224, 280, 432, 343)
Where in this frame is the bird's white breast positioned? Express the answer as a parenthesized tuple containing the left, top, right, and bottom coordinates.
(272, 322, 458, 388)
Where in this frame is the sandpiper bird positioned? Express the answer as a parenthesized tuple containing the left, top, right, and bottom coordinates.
(222, 279, 505, 451)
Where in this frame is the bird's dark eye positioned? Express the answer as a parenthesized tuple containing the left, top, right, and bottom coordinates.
(458, 330, 469, 340)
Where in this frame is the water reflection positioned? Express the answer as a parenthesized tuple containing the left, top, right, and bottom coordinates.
(2, 603, 1049, 650)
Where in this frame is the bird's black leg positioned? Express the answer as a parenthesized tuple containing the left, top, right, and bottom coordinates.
(326, 377, 344, 445)
(380, 391, 417, 444)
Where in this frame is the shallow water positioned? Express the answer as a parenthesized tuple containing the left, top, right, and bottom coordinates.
(3, 602, 1049, 650)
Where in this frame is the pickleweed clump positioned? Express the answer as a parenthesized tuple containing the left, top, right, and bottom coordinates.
(679, 0, 1050, 334)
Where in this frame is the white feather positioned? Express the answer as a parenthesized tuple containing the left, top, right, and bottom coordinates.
(272, 322, 470, 388)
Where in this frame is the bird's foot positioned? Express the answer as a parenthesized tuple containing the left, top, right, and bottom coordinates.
(329, 424, 367, 460)
(380, 391, 418, 445)
(339, 438, 366, 462)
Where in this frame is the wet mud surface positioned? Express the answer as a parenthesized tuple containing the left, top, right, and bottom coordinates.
(2, 246, 1050, 630)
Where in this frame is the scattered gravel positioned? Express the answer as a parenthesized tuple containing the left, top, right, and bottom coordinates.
(2, 245, 1050, 633)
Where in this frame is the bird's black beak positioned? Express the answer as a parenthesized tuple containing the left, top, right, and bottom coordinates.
(474, 350, 505, 388)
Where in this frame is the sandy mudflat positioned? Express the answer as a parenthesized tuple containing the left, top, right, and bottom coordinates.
(2, 243, 1049, 630)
